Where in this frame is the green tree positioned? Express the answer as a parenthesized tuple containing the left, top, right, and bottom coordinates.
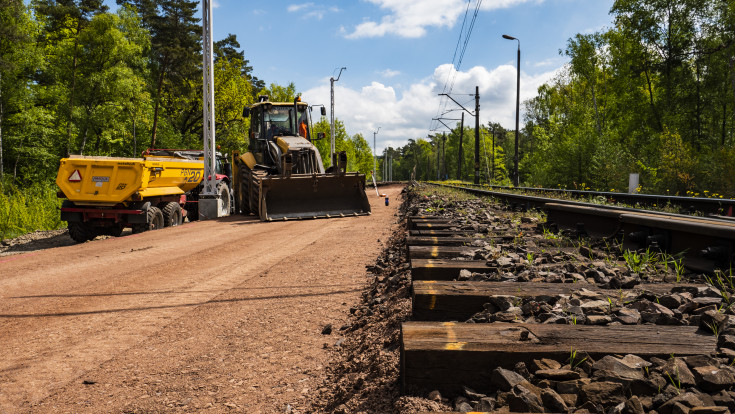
(258, 82, 298, 102)
(33, 0, 108, 155)
(117, 0, 201, 148)
(0, 0, 41, 181)
(71, 9, 150, 155)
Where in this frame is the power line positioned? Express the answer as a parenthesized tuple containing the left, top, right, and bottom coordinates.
(430, 0, 484, 133)
(431, 0, 471, 132)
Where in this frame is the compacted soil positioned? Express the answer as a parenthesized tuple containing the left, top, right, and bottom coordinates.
(0, 184, 403, 413)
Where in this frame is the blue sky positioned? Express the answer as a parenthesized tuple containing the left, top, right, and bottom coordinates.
(109, 0, 616, 152)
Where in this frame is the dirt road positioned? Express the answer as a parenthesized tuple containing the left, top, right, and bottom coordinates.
(0, 185, 403, 413)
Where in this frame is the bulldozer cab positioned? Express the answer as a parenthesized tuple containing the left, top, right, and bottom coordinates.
(248, 101, 311, 161)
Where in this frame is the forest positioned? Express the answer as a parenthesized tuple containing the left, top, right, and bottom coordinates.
(0, 0, 734, 238)
(388, 0, 735, 198)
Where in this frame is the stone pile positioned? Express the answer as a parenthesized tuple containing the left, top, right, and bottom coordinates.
(428, 354, 735, 413)
(468, 285, 734, 331)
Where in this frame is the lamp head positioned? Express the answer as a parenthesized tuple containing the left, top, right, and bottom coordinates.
(502, 34, 517, 40)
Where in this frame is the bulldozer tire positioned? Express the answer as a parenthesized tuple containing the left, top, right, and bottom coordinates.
(68, 221, 97, 243)
(217, 183, 231, 216)
(132, 206, 164, 233)
(250, 170, 266, 217)
(160, 202, 183, 227)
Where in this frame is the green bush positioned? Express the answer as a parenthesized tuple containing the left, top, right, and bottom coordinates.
(0, 181, 65, 240)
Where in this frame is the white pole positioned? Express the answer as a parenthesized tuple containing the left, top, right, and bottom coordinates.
(373, 127, 380, 181)
(330, 67, 346, 166)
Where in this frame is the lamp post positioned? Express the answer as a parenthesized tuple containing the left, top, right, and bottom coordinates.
(330, 67, 346, 166)
(503, 34, 520, 187)
(373, 127, 380, 181)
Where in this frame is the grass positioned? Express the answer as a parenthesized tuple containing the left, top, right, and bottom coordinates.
(0, 181, 65, 240)
(622, 247, 660, 273)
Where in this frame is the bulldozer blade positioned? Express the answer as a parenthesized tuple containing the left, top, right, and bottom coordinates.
(259, 173, 371, 221)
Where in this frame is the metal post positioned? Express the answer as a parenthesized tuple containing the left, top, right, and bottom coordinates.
(491, 124, 495, 181)
(436, 138, 440, 181)
(503, 35, 521, 186)
(201, 0, 216, 198)
(514, 43, 520, 187)
(458, 112, 464, 181)
(442, 133, 446, 180)
(330, 67, 346, 165)
(373, 127, 380, 181)
(474, 86, 480, 184)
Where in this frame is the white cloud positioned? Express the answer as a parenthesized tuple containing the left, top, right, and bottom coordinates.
(287, 3, 314, 13)
(345, 0, 541, 39)
(288, 3, 338, 20)
(379, 69, 401, 78)
(302, 63, 558, 153)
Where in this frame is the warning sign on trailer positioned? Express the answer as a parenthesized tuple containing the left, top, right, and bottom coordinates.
(68, 170, 82, 182)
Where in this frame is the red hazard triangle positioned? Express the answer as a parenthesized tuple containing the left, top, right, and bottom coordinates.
(68, 170, 82, 182)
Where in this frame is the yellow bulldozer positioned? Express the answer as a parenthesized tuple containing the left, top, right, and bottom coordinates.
(233, 96, 371, 221)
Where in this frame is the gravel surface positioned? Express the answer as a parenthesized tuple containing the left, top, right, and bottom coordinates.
(398, 183, 735, 413)
(0, 184, 404, 413)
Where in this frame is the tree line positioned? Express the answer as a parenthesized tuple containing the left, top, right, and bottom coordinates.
(383, 0, 735, 197)
(0, 0, 375, 188)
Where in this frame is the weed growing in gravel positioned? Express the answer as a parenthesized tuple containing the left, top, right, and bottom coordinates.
(568, 348, 587, 368)
(623, 248, 658, 273)
(542, 227, 561, 240)
(705, 321, 722, 338)
(665, 370, 682, 395)
(705, 271, 735, 305)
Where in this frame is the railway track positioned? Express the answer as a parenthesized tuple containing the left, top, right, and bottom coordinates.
(435, 183, 735, 274)
(445, 183, 735, 217)
(395, 183, 735, 413)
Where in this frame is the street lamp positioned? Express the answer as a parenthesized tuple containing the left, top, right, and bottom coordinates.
(373, 127, 381, 181)
(503, 34, 520, 187)
(330, 67, 346, 167)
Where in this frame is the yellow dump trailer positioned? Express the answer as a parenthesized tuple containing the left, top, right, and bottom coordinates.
(56, 152, 232, 243)
(57, 155, 204, 206)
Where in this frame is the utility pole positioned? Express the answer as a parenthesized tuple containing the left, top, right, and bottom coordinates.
(442, 132, 446, 180)
(458, 112, 464, 181)
(199, 0, 220, 219)
(439, 89, 480, 183)
(474, 86, 480, 184)
(491, 124, 496, 181)
(503, 34, 521, 186)
(373, 127, 380, 181)
(330, 67, 346, 166)
(436, 137, 440, 180)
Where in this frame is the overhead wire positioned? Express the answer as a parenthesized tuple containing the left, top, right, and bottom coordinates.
(431, 0, 471, 131)
(430, 0, 484, 132)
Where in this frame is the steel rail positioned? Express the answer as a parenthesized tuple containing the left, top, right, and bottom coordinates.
(449, 182, 735, 216)
(433, 182, 735, 273)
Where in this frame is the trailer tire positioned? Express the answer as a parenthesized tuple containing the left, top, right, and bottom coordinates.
(68, 221, 97, 243)
(160, 202, 183, 227)
(218, 183, 231, 217)
(103, 224, 125, 237)
(132, 206, 164, 233)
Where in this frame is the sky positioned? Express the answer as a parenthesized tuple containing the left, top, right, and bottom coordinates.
(108, 0, 617, 153)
